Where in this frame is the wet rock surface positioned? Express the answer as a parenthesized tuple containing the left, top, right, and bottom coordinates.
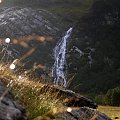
(0, 81, 111, 120)
(0, 7, 64, 67)
(56, 107, 111, 120)
(40, 85, 98, 109)
(0, 81, 27, 120)
(37, 85, 111, 120)
(0, 7, 61, 37)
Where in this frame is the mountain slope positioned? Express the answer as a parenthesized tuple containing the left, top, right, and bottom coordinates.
(0, 7, 63, 70)
(0, 0, 93, 23)
(68, 0, 120, 94)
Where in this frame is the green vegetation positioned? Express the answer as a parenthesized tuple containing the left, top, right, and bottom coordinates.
(95, 87, 120, 106)
(104, 87, 120, 106)
(0, 65, 62, 119)
(0, 0, 120, 108)
(67, 0, 120, 100)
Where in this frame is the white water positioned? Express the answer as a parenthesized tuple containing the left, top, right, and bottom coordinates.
(52, 27, 72, 87)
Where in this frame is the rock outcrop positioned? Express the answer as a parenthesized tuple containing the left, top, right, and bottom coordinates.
(0, 7, 60, 37)
(40, 85, 98, 109)
(56, 107, 111, 120)
(0, 7, 64, 67)
(35, 85, 111, 120)
(0, 80, 111, 120)
(0, 81, 27, 120)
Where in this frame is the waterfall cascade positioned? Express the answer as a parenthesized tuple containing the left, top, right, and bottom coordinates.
(52, 27, 72, 87)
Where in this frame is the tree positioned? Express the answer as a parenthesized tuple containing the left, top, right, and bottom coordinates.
(104, 87, 120, 106)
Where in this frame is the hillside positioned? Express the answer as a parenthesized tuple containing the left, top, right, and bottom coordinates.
(68, 0, 120, 95)
(0, 0, 93, 23)
(0, 0, 120, 104)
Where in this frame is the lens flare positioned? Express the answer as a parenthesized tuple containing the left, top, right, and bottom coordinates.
(67, 107, 72, 112)
(0, 0, 2, 3)
(5, 38, 11, 43)
(19, 75, 22, 79)
(9, 63, 16, 70)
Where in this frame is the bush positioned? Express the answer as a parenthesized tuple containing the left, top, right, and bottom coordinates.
(104, 87, 120, 106)
(95, 94, 105, 105)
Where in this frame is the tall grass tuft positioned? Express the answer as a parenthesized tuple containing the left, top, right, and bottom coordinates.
(0, 64, 62, 119)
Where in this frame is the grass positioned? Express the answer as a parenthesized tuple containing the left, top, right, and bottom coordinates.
(98, 106, 120, 120)
(0, 64, 63, 120)
(1, 63, 120, 120)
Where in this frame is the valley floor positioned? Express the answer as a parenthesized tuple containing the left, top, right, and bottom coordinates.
(98, 106, 120, 120)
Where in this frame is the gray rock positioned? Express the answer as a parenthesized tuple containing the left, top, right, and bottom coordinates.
(0, 81, 27, 120)
(0, 7, 61, 37)
(56, 107, 111, 120)
(0, 7, 64, 67)
(40, 85, 98, 109)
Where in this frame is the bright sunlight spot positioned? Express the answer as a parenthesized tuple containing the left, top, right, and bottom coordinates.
(5, 38, 11, 43)
(9, 63, 16, 70)
(67, 107, 72, 112)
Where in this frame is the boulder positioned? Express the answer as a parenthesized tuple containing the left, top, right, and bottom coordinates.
(0, 81, 27, 120)
(40, 85, 98, 109)
(56, 107, 111, 120)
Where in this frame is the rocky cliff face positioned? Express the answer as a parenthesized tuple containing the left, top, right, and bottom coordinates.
(68, 0, 120, 93)
(0, 7, 64, 69)
(0, 7, 60, 37)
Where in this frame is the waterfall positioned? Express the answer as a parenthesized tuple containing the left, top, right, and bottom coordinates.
(52, 27, 73, 87)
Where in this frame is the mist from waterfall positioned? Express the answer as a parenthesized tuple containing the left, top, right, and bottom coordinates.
(52, 27, 72, 87)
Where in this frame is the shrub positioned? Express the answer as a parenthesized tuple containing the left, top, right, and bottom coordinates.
(104, 87, 120, 106)
(95, 94, 105, 105)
